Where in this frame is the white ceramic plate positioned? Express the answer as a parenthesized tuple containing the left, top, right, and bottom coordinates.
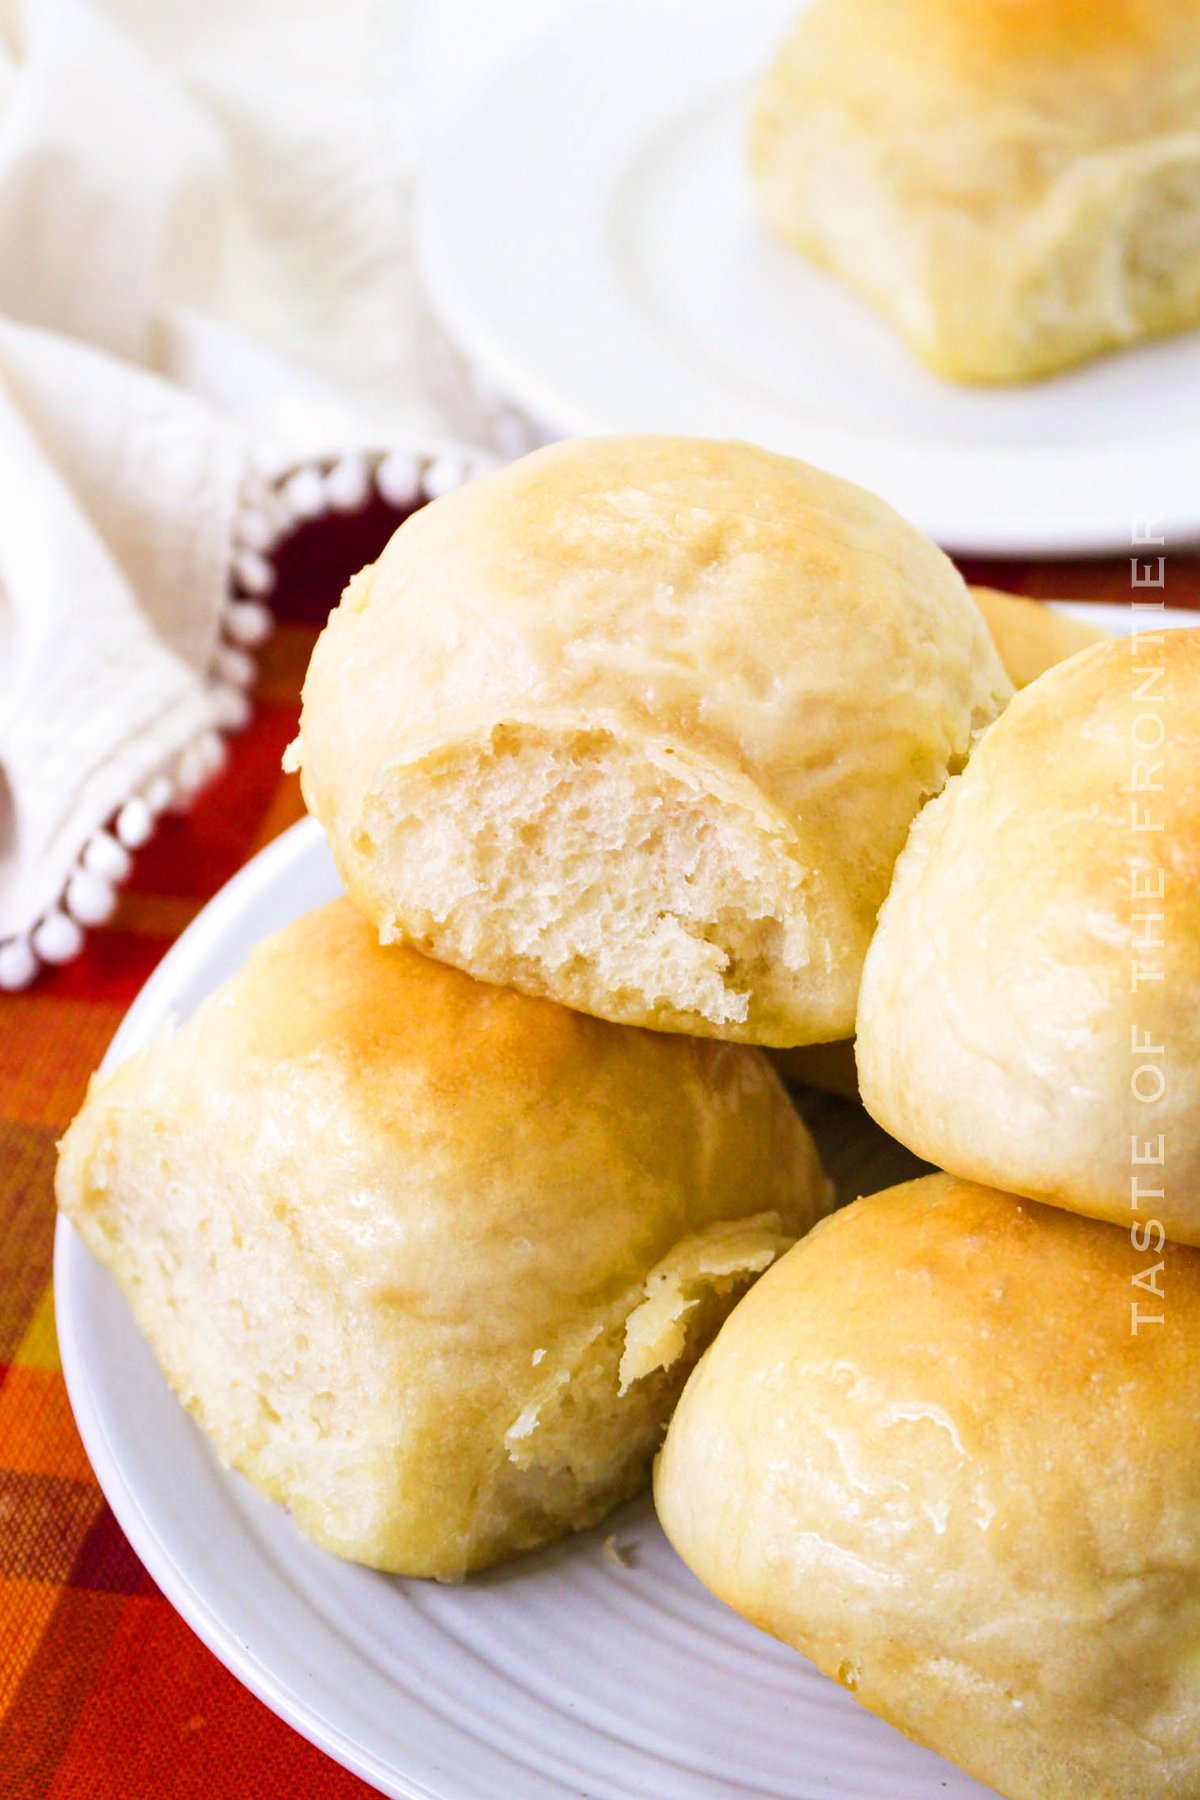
(56, 605, 1198, 1800)
(418, 0, 1200, 558)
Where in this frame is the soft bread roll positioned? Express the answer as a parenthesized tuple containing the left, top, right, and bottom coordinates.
(56, 899, 829, 1580)
(774, 594, 1113, 1099)
(750, 0, 1200, 382)
(970, 587, 1113, 689)
(857, 630, 1200, 1240)
(656, 1174, 1200, 1800)
(288, 436, 1010, 1047)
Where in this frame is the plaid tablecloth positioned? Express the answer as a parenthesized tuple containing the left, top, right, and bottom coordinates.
(1, 504, 1195, 1798)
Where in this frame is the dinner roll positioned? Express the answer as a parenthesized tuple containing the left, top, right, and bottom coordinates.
(775, 596, 1112, 1099)
(750, 0, 1200, 382)
(857, 630, 1200, 1241)
(656, 1174, 1200, 1800)
(970, 587, 1113, 689)
(288, 436, 1010, 1047)
(56, 899, 829, 1580)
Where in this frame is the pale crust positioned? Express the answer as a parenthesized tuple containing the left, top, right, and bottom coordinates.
(656, 1174, 1200, 1800)
(751, 0, 1200, 382)
(290, 435, 1010, 1045)
(857, 630, 1200, 1240)
(56, 899, 830, 1579)
(969, 587, 1113, 689)
(773, 591, 1113, 1098)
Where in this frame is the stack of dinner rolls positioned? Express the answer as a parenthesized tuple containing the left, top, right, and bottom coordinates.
(659, 627, 1200, 1800)
(57, 433, 1199, 1799)
(60, 432, 1009, 1580)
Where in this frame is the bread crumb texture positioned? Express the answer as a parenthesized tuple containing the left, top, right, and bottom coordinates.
(292, 436, 1010, 1046)
(56, 899, 831, 1579)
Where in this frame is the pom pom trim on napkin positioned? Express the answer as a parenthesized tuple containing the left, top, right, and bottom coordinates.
(0, 445, 492, 992)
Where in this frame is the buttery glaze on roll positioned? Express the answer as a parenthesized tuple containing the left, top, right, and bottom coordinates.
(657, 1174, 1200, 1800)
(751, 0, 1200, 382)
(288, 435, 1010, 1046)
(773, 590, 1112, 1099)
(969, 587, 1112, 690)
(56, 899, 830, 1579)
(856, 630, 1200, 1242)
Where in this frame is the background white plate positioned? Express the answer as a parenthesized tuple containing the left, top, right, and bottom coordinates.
(418, 0, 1200, 558)
(56, 605, 1198, 1800)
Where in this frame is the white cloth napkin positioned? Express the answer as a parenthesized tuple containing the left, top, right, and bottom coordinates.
(0, 0, 507, 982)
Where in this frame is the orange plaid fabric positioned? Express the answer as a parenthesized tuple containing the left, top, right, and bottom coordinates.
(0, 506, 1195, 1797)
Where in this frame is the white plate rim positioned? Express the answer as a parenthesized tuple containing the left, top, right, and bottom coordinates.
(417, 0, 1200, 560)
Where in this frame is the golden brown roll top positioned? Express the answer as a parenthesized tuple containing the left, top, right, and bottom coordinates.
(969, 586, 1112, 689)
(57, 898, 830, 1579)
(750, 0, 1200, 381)
(774, 590, 1115, 1101)
(657, 1173, 1200, 1800)
(856, 629, 1200, 1241)
(288, 435, 1010, 1047)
